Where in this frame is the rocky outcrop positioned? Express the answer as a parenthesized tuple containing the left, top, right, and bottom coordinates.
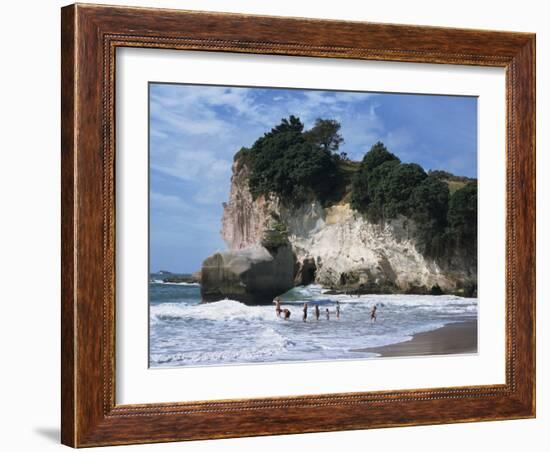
(201, 244, 295, 305)
(216, 161, 477, 297)
(221, 163, 277, 250)
(162, 272, 201, 284)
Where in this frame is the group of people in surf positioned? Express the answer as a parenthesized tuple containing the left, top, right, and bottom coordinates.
(274, 298, 378, 323)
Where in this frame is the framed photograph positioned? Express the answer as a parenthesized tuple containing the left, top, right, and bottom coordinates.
(61, 3, 535, 447)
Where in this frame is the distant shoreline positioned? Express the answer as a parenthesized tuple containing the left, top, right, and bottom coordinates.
(352, 320, 477, 357)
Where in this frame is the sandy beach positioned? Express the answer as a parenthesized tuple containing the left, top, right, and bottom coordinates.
(354, 320, 477, 357)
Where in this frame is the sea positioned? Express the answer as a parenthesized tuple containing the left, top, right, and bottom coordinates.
(149, 274, 478, 368)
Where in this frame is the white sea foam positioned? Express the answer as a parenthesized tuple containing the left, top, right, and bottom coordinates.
(150, 325, 294, 365)
(156, 281, 200, 286)
(291, 284, 325, 297)
(151, 299, 274, 324)
(149, 287, 477, 367)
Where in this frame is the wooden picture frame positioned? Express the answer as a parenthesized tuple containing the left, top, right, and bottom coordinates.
(61, 3, 535, 447)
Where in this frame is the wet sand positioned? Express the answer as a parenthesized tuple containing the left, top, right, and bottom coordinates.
(354, 320, 478, 357)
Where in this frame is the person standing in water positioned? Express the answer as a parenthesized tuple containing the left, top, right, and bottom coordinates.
(370, 305, 377, 323)
(283, 308, 291, 320)
(275, 298, 282, 318)
(326, 308, 330, 320)
(314, 304, 320, 321)
(336, 301, 341, 319)
(302, 303, 308, 322)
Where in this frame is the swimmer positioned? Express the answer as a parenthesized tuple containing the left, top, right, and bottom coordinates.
(370, 305, 377, 323)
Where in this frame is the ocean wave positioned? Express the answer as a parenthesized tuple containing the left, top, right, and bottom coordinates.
(154, 281, 200, 286)
(292, 284, 325, 296)
(149, 288, 478, 366)
(151, 299, 274, 324)
(150, 325, 294, 365)
(320, 293, 478, 307)
(149, 321, 449, 366)
(150, 294, 477, 325)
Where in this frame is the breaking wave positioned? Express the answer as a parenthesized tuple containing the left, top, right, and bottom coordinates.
(149, 284, 477, 367)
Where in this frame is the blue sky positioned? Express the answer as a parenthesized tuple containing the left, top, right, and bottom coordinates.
(149, 83, 477, 273)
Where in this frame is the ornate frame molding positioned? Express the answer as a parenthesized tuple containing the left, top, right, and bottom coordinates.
(61, 4, 535, 447)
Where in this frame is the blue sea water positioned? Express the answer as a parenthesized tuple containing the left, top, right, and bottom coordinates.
(148, 276, 477, 368)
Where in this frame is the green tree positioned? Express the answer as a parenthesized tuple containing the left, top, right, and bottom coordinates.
(350, 142, 401, 216)
(304, 118, 344, 153)
(447, 181, 477, 254)
(410, 175, 450, 256)
(380, 163, 427, 218)
(270, 115, 304, 134)
(244, 116, 341, 205)
(350, 166, 371, 213)
(352, 158, 426, 221)
(411, 175, 449, 228)
(353, 159, 400, 221)
(360, 141, 400, 171)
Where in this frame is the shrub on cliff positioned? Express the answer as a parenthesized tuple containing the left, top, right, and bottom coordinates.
(351, 142, 428, 221)
(303, 118, 344, 153)
(261, 222, 289, 251)
(447, 181, 477, 258)
(380, 163, 427, 217)
(240, 116, 342, 205)
(350, 142, 400, 217)
(235, 124, 477, 264)
(359, 141, 400, 171)
(410, 175, 450, 257)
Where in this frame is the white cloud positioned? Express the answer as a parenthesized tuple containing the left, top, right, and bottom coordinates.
(150, 84, 380, 149)
(152, 148, 231, 183)
(151, 85, 261, 124)
(151, 146, 233, 207)
(150, 98, 229, 136)
(150, 192, 189, 212)
(149, 84, 390, 242)
(150, 84, 387, 189)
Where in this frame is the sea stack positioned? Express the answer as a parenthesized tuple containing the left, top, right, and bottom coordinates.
(209, 156, 477, 298)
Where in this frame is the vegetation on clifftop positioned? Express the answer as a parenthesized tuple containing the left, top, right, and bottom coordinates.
(235, 117, 477, 263)
(350, 141, 477, 261)
(235, 116, 344, 205)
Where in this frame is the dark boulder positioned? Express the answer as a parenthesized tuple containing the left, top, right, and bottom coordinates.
(201, 244, 295, 305)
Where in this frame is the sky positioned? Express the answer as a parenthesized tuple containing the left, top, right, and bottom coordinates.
(149, 83, 477, 273)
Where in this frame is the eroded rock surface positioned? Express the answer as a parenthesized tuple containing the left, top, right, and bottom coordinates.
(215, 161, 476, 296)
(201, 244, 295, 305)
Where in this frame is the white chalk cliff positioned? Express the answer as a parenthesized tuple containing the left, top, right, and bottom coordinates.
(219, 161, 475, 294)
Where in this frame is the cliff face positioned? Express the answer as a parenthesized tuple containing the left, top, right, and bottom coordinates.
(220, 161, 476, 295)
(221, 163, 275, 250)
